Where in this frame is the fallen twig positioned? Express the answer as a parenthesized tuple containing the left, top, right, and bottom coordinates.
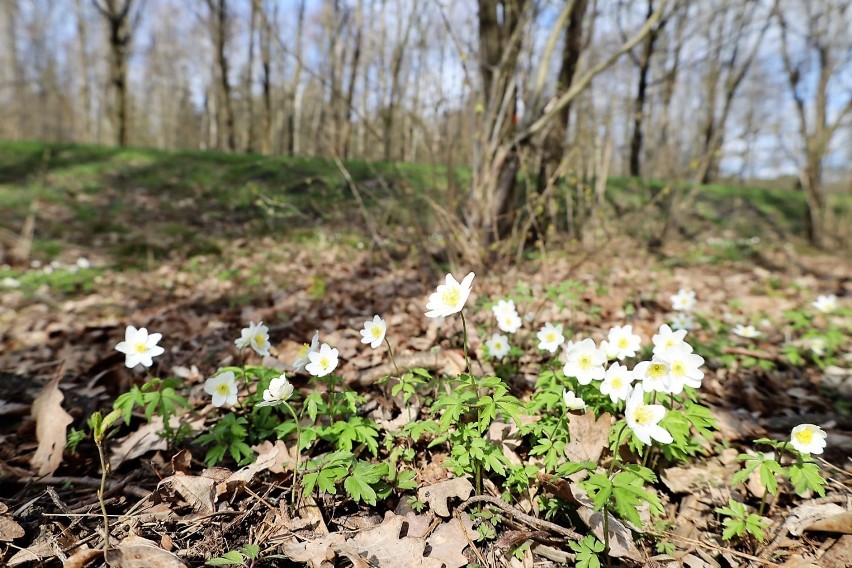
(458, 495, 582, 541)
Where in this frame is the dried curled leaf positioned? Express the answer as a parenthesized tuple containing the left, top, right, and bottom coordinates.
(30, 374, 74, 476)
(418, 477, 474, 517)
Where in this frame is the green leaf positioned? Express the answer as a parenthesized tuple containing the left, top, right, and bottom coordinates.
(345, 474, 378, 505)
(240, 544, 260, 559)
(206, 550, 245, 565)
(788, 461, 826, 497)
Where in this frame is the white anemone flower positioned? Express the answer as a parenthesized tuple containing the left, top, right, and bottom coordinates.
(491, 299, 517, 319)
(625, 388, 672, 446)
(497, 311, 523, 334)
(293, 331, 319, 372)
(600, 362, 635, 403)
(486, 333, 511, 360)
(652, 324, 690, 358)
(562, 389, 587, 410)
(599, 340, 619, 361)
(204, 371, 239, 408)
(733, 324, 761, 338)
(563, 338, 606, 385)
(670, 312, 695, 331)
(235, 321, 271, 356)
(606, 325, 642, 360)
(306, 343, 339, 377)
(635, 359, 672, 393)
(812, 294, 837, 314)
(115, 325, 165, 369)
(359, 315, 387, 348)
(537, 322, 565, 353)
(789, 424, 827, 455)
(658, 343, 705, 394)
(256, 373, 295, 407)
(425, 272, 475, 318)
(670, 288, 697, 312)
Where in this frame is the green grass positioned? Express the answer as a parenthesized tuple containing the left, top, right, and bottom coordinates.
(2, 140, 838, 274)
(0, 140, 460, 268)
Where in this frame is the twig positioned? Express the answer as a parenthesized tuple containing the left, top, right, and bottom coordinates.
(660, 531, 781, 567)
(454, 510, 488, 567)
(7, 475, 150, 499)
(458, 495, 582, 541)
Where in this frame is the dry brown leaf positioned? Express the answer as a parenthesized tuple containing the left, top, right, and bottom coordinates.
(62, 547, 103, 568)
(661, 462, 736, 494)
(820, 535, 852, 567)
(105, 535, 187, 567)
(806, 512, 852, 534)
(161, 472, 215, 514)
(252, 440, 296, 474)
(7, 526, 59, 566)
(109, 416, 203, 469)
(425, 513, 479, 568)
(338, 513, 443, 568)
(281, 533, 345, 567)
(784, 502, 847, 536)
(0, 515, 25, 541)
(216, 441, 292, 498)
(564, 411, 612, 466)
(30, 374, 74, 476)
(487, 421, 523, 465)
(418, 477, 474, 517)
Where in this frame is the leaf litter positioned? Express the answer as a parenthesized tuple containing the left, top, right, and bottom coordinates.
(1, 235, 850, 566)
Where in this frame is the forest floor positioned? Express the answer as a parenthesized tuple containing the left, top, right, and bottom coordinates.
(0, 142, 850, 567)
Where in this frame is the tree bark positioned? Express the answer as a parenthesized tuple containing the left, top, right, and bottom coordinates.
(206, 0, 236, 152)
(93, 0, 137, 147)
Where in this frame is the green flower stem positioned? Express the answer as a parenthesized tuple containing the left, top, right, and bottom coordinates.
(385, 337, 401, 377)
(282, 401, 302, 507)
(460, 311, 472, 378)
(327, 374, 338, 424)
(95, 438, 111, 550)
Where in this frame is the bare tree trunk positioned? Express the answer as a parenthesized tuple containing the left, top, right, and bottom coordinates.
(93, 0, 138, 147)
(776, 0, 851, 248)
(2, 0, 24, 139)
(245, 0, 258, 153)
(206, 0, 236, 152)
(628, 0, 666, 178)
(259, 0, 273, 154)
(339, 0, 363, 158)
(287, 0, 306, 155)
(75, 0, 93, 142)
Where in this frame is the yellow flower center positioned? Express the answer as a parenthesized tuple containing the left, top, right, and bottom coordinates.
(319, 356, 330, 369)
(578, 354, 592, 370)
(634, 405, 654, 424)
(494, 341, 504, 350)
(297, 344, 310, 358)
(441, 287, 460, 306)
(134, 342, 148, 353)
(794, 429, 814, 445)
(216, 383, 231, 395)
(612, 377, 623, 389)
(648, 363, 667, 379)
(665, 339, 675, 347)
(545, 332, 556, 343)
(255, 334, 266, 346)
(618, 338, 629, 349)
(371, 326, 383, 338)
(671, 361, 685, 376)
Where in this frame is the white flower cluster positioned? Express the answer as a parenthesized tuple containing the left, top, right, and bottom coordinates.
(669, 288, 697, 331)
(553, 323, 705, 446)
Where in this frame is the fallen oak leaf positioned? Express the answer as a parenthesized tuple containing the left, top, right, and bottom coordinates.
(0, 514, 25, 541)
(418, 477, 474, 517)
(105, 535, 187, 568)
(425, 513, 479, 568)
(30, 373, 74, 476)
(564, 411, 612, 472)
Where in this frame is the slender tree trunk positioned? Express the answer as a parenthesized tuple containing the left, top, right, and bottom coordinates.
(287, 0, 306, 155)
(628, 0, 661, 178)
(75, 0, 93, 142)
(259, 0, 273, 154)
(94, 0, 135, 147)
(245, 0, 258, 153)
(206, 0, 236, 152)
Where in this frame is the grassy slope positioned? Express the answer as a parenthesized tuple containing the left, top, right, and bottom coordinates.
(0, 140, 832, 272)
